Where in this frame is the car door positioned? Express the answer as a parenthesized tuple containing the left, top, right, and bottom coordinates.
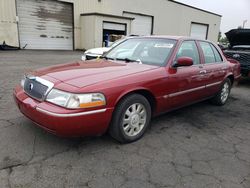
(166, 40, 208, 109)
(198, 41, 228, 94)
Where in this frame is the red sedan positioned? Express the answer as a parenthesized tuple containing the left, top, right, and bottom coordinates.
(14, 36, 241, 143)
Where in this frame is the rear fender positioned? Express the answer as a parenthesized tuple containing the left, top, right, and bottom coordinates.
(226, 58, 241, 79)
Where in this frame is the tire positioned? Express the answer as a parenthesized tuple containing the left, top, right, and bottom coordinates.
(109, 94, 152, 143)
(211, 78, 232, 106)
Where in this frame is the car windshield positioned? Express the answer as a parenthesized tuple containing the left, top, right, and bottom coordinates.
(105, 38, 177, 66)
(109, 38, 125, 48)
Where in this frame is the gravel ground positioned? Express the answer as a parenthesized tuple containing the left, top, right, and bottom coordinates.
(0, 50, 250, 188)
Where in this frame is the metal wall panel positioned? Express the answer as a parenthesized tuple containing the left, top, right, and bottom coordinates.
(0, 0, 19, 46)
(0, 0, 16, 21)
(17, 0, 73, 50)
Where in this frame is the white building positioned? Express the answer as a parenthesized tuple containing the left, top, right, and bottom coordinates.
(0, 0, 221, 50)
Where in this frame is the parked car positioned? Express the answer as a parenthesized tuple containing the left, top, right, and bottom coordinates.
(223, 29, 250, 77)
(81, 38, 127, 61)
(14, 36, 241, 143)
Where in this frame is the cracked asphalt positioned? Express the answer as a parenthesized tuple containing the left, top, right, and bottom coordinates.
(0, 50, 250, 188)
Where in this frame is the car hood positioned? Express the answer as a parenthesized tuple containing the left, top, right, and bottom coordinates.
(85, 47, 110, 55)
(33, 60, 159, 88)
(225, 29, 250, 47)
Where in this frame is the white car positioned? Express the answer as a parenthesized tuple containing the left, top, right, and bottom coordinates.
(81, 38, 126, 61)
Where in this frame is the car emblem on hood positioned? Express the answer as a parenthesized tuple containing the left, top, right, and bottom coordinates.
(29, 83, 34, 91)
(233, 54, 240, 58)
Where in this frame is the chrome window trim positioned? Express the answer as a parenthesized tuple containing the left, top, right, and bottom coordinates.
(175, 63, 203, 69)
(202, 61, 225, 65)
(36, 107, 107, 117)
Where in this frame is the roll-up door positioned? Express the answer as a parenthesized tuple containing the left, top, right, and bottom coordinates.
(123, 12, 153, 36)
(103, 22, 126, 31)
(17, 0, 73, 50)
(102, 22, 127, 47)
(190, 23, 208, 40)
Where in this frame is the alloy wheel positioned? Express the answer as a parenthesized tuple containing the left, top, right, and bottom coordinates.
(221, 82, 230, 103)
(122, 103, 147, 137)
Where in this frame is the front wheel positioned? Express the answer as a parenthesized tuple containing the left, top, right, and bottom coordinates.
(109, 94, 151, 143)
(211, 78, 232, 106)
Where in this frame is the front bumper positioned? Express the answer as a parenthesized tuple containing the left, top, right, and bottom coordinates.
(14, 86, 114, 137)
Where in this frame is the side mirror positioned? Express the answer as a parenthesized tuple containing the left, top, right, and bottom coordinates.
(174, 57, 193, 67)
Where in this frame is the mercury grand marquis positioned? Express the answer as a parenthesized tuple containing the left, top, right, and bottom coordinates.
(14, 36, 241, 143)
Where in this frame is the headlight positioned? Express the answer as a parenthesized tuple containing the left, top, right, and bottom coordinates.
(81, 55, 86, 61)
(82, 51, 89, 61)
(21, 77, 25, 88)
(46, 89, 106, 109)
(20, 75, 28, 88)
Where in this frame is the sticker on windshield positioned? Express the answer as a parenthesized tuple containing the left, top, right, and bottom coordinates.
(154, 43, 174, 48)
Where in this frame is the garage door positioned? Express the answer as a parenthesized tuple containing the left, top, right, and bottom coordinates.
(17, 0, 73, 50)
(123, 12, 153, 36)
(190, 23, 208, 40)
(103, 22, 126, 31)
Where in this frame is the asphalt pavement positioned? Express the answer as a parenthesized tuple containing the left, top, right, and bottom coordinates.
(0, 50, 250, 188)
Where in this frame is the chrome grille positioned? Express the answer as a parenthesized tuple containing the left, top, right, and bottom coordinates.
(23, 76, 54, 101)
(224, 51, 250, 65)
(86, 55, 98, 60)
(224, 51, 250, 74)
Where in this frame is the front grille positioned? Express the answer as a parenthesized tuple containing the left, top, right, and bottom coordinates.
(23, 77, 53, 101)
(224, 51, 250, 75)
(224, 51, 250, 66)
(86, 55, 98, 60)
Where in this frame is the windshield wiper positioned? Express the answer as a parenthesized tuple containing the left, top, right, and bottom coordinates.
(116, 58, 142, 64)
(101, 56, 115, 60)
(101, 56, 142, 64)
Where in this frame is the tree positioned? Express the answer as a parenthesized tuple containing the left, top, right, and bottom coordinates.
(218, 31, 222, 42)
(219, 36, 229, 44)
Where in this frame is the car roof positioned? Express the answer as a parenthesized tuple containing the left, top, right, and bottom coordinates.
(132, 35, 210, 42)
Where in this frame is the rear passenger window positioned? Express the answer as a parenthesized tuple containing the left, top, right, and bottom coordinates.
(199, 42, 216, 64)
(211, 44, 223, 62)
(176, 41, 200, 65)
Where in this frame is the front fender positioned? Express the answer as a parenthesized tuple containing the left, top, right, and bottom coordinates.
(114, 87, 155, 107)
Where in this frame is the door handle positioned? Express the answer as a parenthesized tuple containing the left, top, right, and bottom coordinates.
(221, 66, 228, 70)
(199, 70, 207, 74)
(220, 70, 226, 74)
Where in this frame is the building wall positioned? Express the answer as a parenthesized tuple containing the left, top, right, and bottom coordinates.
(80, 15, 96, 50)
(59, 0, 101, 49)
(0, 0, 19, 46)
(171, 3, 221, 42)
(61, 0, 221, 49)
(88, 0, 221, 41)
(0, 0, 221, 49)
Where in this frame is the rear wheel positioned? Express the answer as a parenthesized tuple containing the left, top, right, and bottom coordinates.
(109, 94, 151, 143)
(211, 78, 232, 106)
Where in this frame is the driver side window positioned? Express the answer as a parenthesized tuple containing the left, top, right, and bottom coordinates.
(176, 41, 200, 65)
